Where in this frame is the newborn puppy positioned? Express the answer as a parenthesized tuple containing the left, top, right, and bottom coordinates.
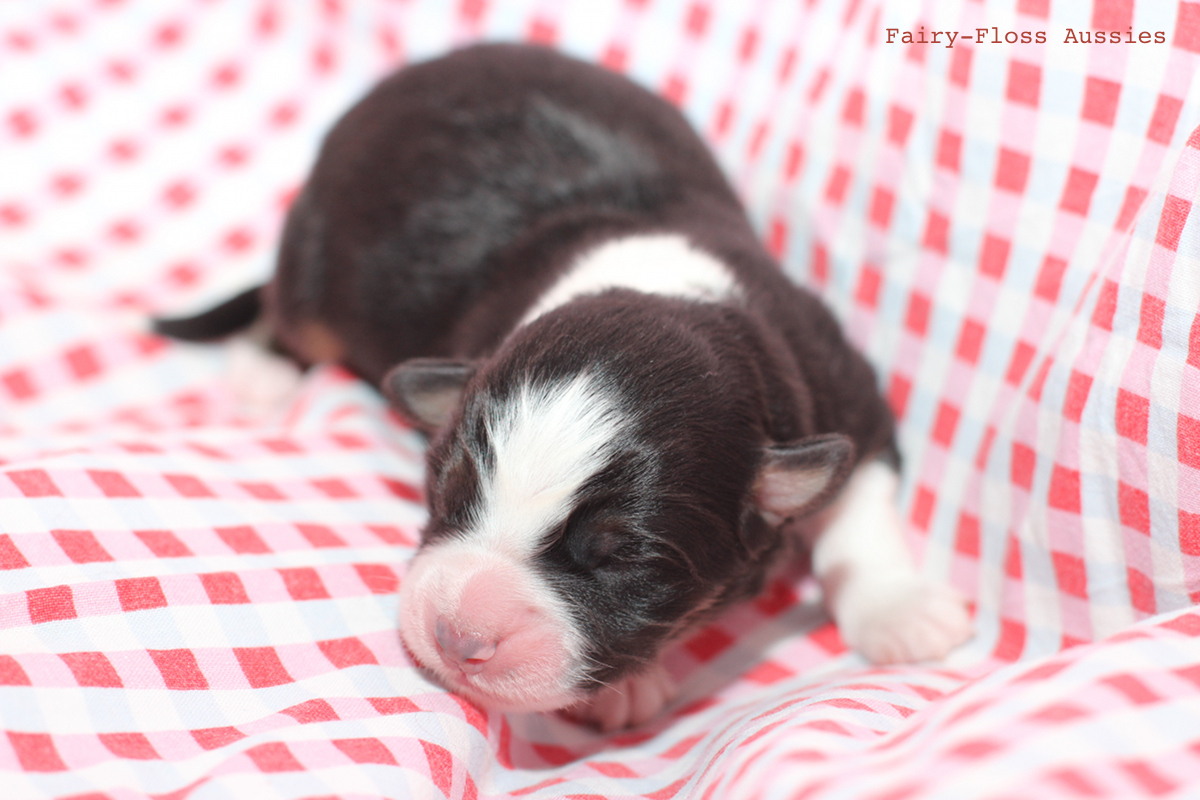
(157, 43, 971, 730)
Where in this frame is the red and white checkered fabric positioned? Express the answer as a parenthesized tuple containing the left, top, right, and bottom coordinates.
(3, 1, 1200, 798)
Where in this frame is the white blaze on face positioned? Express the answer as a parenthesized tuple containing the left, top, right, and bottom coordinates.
(520, 233, 739, 325)
(475, 374, 623, 555)
(398, 373, 626, 711)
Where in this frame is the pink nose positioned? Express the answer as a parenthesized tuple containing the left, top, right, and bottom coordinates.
(435, 619, 498, 674)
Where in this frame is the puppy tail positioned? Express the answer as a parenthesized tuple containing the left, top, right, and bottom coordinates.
(153, 286, 263, 341)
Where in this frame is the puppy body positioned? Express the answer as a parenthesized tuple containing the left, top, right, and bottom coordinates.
(159, 43, 970, 727)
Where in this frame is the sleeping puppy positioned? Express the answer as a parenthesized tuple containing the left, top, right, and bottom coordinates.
(156, 43, 972, 731)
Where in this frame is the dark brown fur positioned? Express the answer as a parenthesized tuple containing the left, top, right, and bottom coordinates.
(155, 43, 899, 689)
(262, 44, 892, 468)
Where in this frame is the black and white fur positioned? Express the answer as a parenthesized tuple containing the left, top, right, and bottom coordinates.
(156, 43, 971, 730)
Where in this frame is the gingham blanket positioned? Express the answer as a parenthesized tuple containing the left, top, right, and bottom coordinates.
(3, 1, 1200, 798)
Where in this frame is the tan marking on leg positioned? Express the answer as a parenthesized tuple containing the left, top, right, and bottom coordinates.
(288, 320, 345, 364)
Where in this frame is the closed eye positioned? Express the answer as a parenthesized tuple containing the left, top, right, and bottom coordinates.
(562, 506, 625, 571)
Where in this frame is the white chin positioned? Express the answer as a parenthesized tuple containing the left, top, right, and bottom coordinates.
(398, 618, 583, 713)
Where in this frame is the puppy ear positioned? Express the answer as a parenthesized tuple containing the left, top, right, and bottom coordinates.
(382, 358, 477, 431)
(754, 434, 855, 526)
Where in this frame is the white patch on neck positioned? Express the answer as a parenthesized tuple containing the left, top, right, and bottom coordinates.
(472, 373, 623, 555)
(520, 233, 739, 325)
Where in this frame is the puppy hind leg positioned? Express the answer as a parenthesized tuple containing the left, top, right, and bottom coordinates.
(810, 460, 972, 665)
(225, 322, 304, 420)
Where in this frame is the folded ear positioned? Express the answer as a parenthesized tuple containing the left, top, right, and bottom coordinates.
(754, 434, 855, 526)
(381, 358, 477, 432)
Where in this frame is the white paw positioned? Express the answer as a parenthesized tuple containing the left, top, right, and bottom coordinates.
(568, 662, 676, 732)
(838, 578, 972, 665)
(227, 340, 302, 419)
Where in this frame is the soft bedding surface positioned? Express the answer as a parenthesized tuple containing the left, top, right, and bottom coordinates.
(3, 1, 1200, 798)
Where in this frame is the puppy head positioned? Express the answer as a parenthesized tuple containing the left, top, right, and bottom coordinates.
(385, 296, 853, 712)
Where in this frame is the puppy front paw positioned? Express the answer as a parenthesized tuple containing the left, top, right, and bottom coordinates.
(838, 578, 972, 665)
(567, 661, 676, 732)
